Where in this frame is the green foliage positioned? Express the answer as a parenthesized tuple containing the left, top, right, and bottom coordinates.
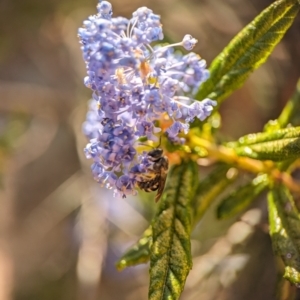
(217, 174, 269, 219)
(192, 164, 237, 222)
(268, 186, 300, 285)
(229, 127, 300, 147)
(230, 127, 300, 161)
(116, 0, 300, 297)
(116, 225, 152, 271)
(149, 161, 198, 300)
(277, 80, 300, 127)
(196, 0, 300, 104)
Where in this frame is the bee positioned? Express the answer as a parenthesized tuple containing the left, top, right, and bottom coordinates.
(136, 148, 169, 202)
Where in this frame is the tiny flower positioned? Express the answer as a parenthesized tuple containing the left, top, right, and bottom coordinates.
(136, 121, 160, 141)
(97, 1, 113, 20)
(166, 121, 189, 138)
(115, 175, 137, 198)
(182, 34, 198, 50)
(79, 0, 215, 198)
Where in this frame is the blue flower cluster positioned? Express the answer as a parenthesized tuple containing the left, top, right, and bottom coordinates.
(79, 1, 216, 198)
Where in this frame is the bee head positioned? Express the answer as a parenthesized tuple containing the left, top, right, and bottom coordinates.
(148, 148, 163, 161)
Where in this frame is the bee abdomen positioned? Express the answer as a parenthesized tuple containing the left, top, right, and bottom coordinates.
(137, 176, 160, 192)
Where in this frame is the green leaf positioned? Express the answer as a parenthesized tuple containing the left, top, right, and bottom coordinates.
(116, 225, 152, 271)
(225, 126, 300, 161)
(193, 164, 237, 223)
(264, 79, 300, 133)
(234, 136, 300, 161)
(217, 174, 268, 219)
(277, 79, 300, 128)
(268, 186, 300, 285)
(228, 126, 300, 147)
(196, 0, 300, 104)
(148, 160, 198, 300)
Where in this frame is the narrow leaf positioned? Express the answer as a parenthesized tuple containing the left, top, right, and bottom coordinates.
(217, 174, 268, 219)
(228, 126, 300, 147)
(264, 79, 300, 133)
(148, 161, 198, 300)
(268, 186, 300, 285)
(226, 127, 300, 161)
(234, 136, 300, 161)
(277, 79, 300, 128)
(193, 164, 237, 223)
(196, 0, 300, 104)
(116, 225, 152, 271)
(263, 80, 300, 170)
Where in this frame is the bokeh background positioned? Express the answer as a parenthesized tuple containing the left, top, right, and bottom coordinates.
(0, 0, 300, 299)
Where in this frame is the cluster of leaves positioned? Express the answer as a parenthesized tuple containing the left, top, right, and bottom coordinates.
(116, 0, 300, 298)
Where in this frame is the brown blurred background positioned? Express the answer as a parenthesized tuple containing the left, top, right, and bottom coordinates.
(0, 0, 300, 299)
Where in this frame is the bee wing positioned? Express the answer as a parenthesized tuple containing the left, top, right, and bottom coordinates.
(154, 173, 167, 202)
